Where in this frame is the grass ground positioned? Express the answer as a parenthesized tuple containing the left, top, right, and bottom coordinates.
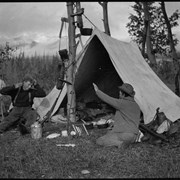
(0, 121, 180, 179)
(0, 77, 179, 178)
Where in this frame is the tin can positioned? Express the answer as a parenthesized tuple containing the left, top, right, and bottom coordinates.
(61, 130, 68, 137)
(31, 121, 42, 139)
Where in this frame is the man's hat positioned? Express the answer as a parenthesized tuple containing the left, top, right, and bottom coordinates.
(118, 83, 135, 97)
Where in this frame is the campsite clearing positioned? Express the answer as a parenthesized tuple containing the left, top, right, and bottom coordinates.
(1, 28, 180, 178)
(0, 121, 180, 178)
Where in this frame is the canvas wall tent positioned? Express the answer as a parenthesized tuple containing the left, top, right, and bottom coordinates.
(33, 28, 180, 124)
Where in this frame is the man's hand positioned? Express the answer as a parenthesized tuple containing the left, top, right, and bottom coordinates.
(93, 83, 98, 92)
(33, 79, 37, 86)
(14, 82, 23, 88)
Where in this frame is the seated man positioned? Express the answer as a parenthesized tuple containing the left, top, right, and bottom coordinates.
(93, 82, 141, 148)
(0, 74, 46, 135)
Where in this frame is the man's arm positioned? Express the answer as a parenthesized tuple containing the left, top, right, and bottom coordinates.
(32, 84, 46, 98)
(0, 85, 18, 96)
(93, 83, 121, 109)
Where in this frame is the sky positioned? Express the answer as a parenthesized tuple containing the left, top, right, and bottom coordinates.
(0, 2, 180, 56)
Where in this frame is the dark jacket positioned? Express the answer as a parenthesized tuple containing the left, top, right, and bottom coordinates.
(0, 84, 46, 107)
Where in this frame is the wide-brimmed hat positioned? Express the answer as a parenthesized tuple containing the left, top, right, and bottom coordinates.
(118, 83, 135, 97)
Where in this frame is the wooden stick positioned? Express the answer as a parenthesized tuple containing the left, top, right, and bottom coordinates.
(139, 123, 168, 142)
(82, 124, 89, 135)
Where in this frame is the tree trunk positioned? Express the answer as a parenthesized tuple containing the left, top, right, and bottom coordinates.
(161, 1, 180, 96)
(142, 19, 148, 58)
(99, 2, 111, 36)
(66, 2, 76, 127)
(142, 2, 156, 65)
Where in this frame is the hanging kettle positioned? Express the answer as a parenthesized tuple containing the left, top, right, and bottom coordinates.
(80, 28, 92, 36)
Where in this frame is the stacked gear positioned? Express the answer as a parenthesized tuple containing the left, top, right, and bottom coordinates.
(139, 107, 180, 144)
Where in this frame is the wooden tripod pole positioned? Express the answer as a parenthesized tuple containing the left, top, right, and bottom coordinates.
(66, 2, 77, 135)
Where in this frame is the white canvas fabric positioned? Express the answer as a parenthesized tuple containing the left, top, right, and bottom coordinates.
(33, 84, 67, 119)
(34, 28, 180, 124)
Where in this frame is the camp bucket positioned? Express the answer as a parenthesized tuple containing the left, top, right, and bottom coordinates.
(31, 122, 42, 139)
(59, 49, 68, 60)
(80, 28, 92, 36)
